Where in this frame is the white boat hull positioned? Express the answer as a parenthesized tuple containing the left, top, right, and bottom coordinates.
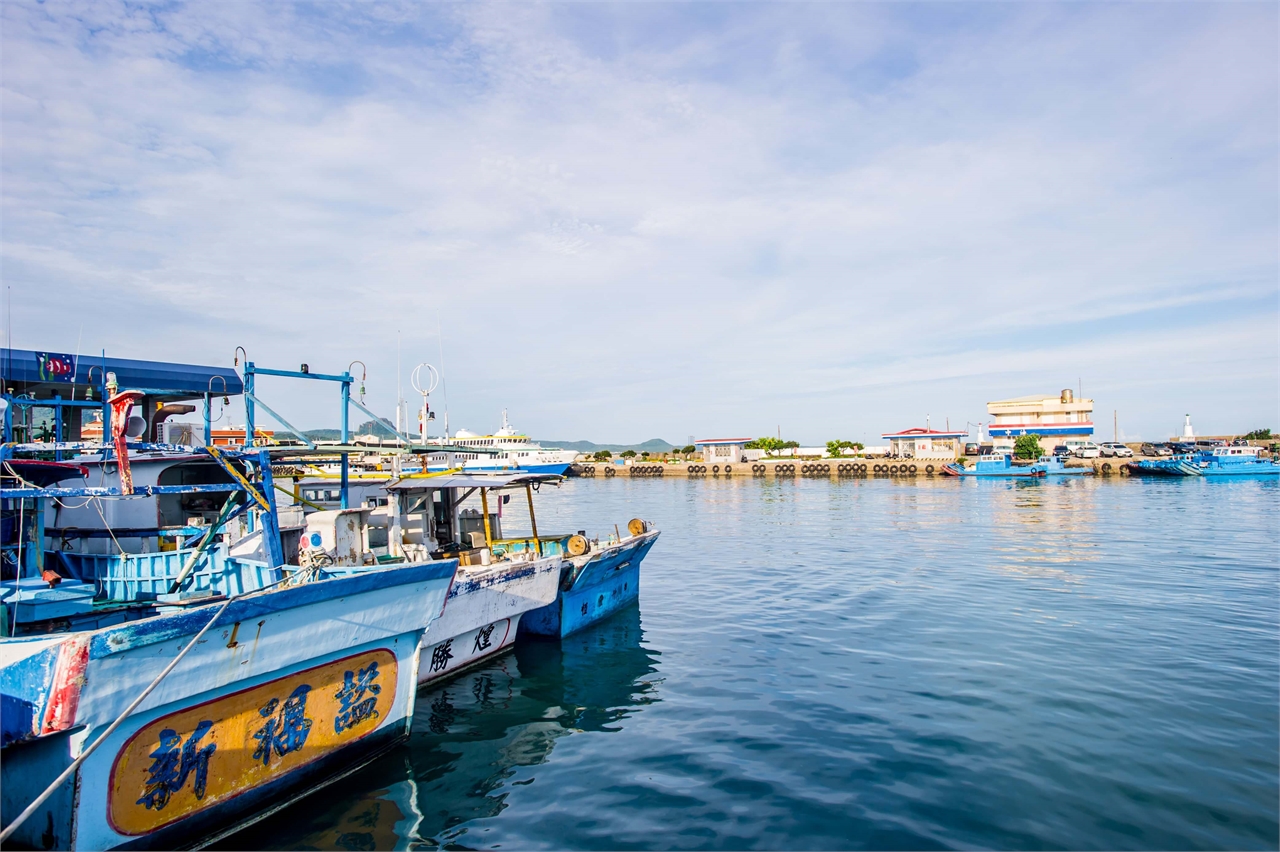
(419, 556, 562, 684)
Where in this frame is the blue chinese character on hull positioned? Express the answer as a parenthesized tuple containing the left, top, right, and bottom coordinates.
(334, 662, 381, 733)
(251, 684, 314, 767)
(136, 720, 216, 811)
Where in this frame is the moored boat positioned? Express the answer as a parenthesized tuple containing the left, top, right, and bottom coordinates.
(1, 437, 458, 850)
(941, 454, 1046, 478)
(519, 518, 661, 638)
(1030, 455, 1094, 476)
(1127, 446, 1280, 477)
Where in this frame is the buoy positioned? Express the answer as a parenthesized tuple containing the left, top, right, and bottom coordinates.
(567, 534, 589, 556)
(627, 518, 647, 536)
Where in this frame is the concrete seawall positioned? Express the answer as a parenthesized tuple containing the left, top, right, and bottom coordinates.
(572, 458, 1133, 479)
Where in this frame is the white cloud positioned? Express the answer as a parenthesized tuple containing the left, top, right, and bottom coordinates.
(2, 1, 1275, 441)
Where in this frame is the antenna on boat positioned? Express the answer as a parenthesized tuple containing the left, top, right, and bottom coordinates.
(411, 363, 439, 445)
(396, 331, 403, 440)
(437, 318, 450, 440)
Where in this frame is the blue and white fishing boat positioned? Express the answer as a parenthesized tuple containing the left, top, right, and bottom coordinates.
(0, 354, 464, 849)
(1030, 455, 1094, 476)
(379, 472, 564, 684)
(1127, 445, 1280, 477)
(941, 454, 1046, 478)
(519, 518, 661, 638)
(0, 441, 457, 851)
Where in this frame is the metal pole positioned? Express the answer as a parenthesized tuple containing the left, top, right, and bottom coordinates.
(479, 488, 492, 548)
(203, 393, 211, 446)
(244, 362, 255, 448)
(340, 373, 350, 509)
(525, 482, 541, 557)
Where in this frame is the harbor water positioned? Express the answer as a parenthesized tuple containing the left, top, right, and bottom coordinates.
(220, 476, 1279, 850)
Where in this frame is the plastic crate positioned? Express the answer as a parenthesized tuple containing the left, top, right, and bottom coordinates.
(59, 546, 282, 602)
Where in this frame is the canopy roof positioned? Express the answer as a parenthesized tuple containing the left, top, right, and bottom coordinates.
(1, 348, 242, 402)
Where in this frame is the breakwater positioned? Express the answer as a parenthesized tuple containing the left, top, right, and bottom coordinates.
(573, 458, 1132, 478)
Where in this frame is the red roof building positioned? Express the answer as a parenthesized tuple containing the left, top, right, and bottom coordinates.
(879, 427, 967, 460)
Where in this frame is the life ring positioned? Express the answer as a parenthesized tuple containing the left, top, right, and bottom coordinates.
(724, 465, 732, 474)
(926, 465, 934, 475)
(908, 465, 917, 475)
(713, 465, 720, 474)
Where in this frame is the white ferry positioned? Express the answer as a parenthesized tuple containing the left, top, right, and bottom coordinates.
(427, 411, 576, 475)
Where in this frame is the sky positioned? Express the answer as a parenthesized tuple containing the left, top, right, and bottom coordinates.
(2, 1, 1276, 445)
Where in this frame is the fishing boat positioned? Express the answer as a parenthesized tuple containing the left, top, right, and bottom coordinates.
(378, 472, 564, 684)
(426, 411, 576, 476)
(1030, 455, 1094, 476)
(519, 517, 661, 638)
(0, 440, 457, 851)
(940, 454, 1046, 478)
(1127, 446, 1280, 477)
(1, 355, 465, 849)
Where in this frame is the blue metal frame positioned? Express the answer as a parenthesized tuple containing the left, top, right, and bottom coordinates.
(242, 362, 353, 508)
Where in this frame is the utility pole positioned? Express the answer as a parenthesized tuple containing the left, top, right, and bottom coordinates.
(1114, 410, 1117, 443)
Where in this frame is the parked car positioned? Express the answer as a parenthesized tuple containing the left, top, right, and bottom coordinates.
(1230, 439, 1250, 446)
(1141, 443, 1173, 457)
(1099, 442, 1134, 458)
(1073, 441, 1102, 459)
(1195, 439, 1226, 449)
(964, 442, 980, 456)
(1052, 445, 1071, 458)
(1168, 442, 1197, 455)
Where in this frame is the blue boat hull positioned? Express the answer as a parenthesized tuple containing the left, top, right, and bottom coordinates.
(1129, 459, 1280, 477)
(519, 532, 659, 638)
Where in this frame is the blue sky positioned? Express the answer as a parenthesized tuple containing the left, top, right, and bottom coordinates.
(3, 1, 1276, 444)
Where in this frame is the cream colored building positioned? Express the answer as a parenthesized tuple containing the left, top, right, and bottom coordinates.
(987, 390, 1094, 452)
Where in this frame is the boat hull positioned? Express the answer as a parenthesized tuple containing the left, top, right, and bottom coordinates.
(519, 531, 660, 638)
(1, 561, 455, 851)
(418, 556, 562, 684)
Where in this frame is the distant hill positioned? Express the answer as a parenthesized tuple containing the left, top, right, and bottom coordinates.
(535, 438, 676, 454)
(299, 430, 676, 455)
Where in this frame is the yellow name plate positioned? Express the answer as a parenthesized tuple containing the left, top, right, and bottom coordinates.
(108, 648, 398, 836)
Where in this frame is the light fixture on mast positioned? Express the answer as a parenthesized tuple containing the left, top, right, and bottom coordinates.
(410, 363, 439, 444)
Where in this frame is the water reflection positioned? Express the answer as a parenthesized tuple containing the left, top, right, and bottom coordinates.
(215, 606, 659, 851)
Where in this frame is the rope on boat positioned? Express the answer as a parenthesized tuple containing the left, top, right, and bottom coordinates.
(0, 595, 235, 844)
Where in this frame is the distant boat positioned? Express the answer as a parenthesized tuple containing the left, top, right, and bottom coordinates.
(426, 411, 576, 476)
(941, 454, 1046, 478)
(1127, 446, 1280, 477)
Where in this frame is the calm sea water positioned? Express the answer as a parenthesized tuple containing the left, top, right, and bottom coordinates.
(220, 476, 1279, 850)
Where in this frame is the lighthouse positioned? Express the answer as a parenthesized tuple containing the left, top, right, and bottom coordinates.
(1182, 414, 1194, 439)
